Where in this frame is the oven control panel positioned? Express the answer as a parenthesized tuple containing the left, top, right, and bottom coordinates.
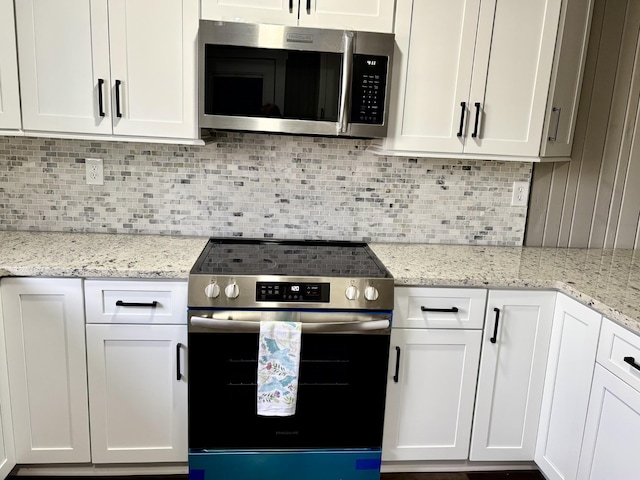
(256, 282, 330, 303)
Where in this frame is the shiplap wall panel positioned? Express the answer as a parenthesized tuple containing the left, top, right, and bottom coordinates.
(526, 0, 640, 248)
(543, 160, 571, 246)
(556, 0, 606, 247)
(591, 1, 640, 246)
(604, 18, 640, 247)
(569, 0, 626, 247)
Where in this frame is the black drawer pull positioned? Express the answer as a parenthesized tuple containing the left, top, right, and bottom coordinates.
(472, 102, 481, 138)
(115, 79, 122, 118)
(421, 306, 459, 313)
(624, 356, 640, 371)
(177, 343, 184, 381)
(97, 78, 105, 117)
(490, 307, 500, 344)
(457, 101, 466, 137)
(306, 0, 311, 14)
(115, 300, 158, 308)
(289, 0, 293, 12)
(393, 346, 401, 383)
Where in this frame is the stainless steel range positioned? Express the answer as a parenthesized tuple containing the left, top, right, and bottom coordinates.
(187, 238, 394, 480)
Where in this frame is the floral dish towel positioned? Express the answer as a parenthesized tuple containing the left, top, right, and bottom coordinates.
(257, 320, 302, 417)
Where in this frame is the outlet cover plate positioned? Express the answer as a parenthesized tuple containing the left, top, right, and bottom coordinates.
(86, 158, 104, 186)
(511, 181, 529, 207)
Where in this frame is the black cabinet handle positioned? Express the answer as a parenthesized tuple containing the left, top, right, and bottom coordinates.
(289, 0, 293, 13)
(457, 101, 466, 137)
(177, 343, 184, 381)
(97, 78, 105, 117)
(472, 102, 481, 138)
(490, 307, 500, 344)
(306, 0, 311, 14)
(624, 356, 640, 372)
(115, 300, 158, 308)
(393, 346, 401, 383)
(421, 306, 459, 313)
(115, 79, 122, 118)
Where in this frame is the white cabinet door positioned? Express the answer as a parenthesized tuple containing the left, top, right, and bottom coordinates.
(576, 365, 640, 479)
(298, 0, 395, 33)
(382, 328, 482, 460)
(385, 0, 480, 153)
(0, 291, 16, 480)
(86, 324, 188, 463)
(108, 0, 198, 139)
(540, 0, 594, 158)
(535, 294, 601, 480)
(464, 0, 562, 157)
(1, 278, 91, 464)
(15, 0, 112, 134)
(0, 0, 21, 131)
(470, 290, 555, 461)
(200, 0, 297, 25)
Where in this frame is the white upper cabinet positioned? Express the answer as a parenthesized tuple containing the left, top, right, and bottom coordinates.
(540, 0, 594, 158)
(201, 0, 395, 33)
(108, 0, 198, 138)
(15, 0, 198, 140)
(0, 0, 23, 131)
(381, 0, 570, 160)
(15, 0, 112, 135)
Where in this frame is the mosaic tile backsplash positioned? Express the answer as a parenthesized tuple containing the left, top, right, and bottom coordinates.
(0, 133, 532, 245)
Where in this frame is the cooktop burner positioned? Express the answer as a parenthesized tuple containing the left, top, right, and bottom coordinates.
(190, 238, 391, 278)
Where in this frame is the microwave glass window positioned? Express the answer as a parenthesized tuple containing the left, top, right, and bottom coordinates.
(204, 45, 341, 122)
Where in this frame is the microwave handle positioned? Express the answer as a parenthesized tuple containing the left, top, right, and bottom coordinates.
(338, 31, 355, 134)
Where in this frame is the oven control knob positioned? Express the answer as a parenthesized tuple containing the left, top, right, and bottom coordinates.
(345, 285, 360, 301)
(204, 283, 220, 299)
(364, 286, 379, 301)
(225, 282, 240, 299)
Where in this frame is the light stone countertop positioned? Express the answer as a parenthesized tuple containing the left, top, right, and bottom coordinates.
(0, 232, 639, 336)
(369, 243, 640, 335)
(0, 231, 209, 279)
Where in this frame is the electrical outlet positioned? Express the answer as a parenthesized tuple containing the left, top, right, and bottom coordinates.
(86, 158, 104, 186)
(511, 181, 529, 207)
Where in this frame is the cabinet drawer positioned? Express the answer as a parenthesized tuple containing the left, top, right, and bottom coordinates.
(597, 318, 640, 392)
(85, 280, 187, 324)
(394, 287, 487, 329)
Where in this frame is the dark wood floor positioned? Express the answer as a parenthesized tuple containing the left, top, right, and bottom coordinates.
(381, 471, 544, 480)
(11, 472, 545, 480)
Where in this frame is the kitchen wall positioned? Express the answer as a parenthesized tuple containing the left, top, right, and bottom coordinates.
(0, 133, 531, 245)
(526, 0, 640, 248)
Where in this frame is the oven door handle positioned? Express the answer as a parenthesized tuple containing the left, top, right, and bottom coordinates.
(190, 316, 390, 333)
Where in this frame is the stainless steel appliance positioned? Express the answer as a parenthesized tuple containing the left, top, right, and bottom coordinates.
(198, 21, 394, 138)
(187, 238, 394, 480)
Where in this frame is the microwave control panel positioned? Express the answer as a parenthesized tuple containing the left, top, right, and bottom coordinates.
(351, 55, 388, 125)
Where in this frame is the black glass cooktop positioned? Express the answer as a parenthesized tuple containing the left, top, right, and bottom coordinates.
(191, 238, 391, 278)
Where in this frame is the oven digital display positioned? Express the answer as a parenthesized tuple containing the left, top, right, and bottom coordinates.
(256, 282, 330, 303)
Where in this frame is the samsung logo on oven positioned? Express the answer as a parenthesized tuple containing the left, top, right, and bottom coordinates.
(286, 33, 314, 44)
(275, 431, 300, 435)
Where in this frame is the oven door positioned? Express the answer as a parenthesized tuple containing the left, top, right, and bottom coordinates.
(188, 309, 391, 480)
(188, 310, 391, 450)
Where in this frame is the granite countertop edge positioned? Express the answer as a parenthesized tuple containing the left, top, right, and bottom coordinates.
(0, 232, 639, 336)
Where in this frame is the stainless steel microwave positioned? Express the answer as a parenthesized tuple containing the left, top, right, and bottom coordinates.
(198, 20, 394, 138)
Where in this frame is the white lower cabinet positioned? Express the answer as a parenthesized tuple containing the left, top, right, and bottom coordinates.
(383, 328, 482, 460)
(383, 287, 486, 462)
(1, 278, 91, 464)
(470, 290, 555, 461)
(535, 294, 601, 480)
(86, 324, 188, 463)
(576, 365, 640, 479)
(0, 290, 16, 480)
